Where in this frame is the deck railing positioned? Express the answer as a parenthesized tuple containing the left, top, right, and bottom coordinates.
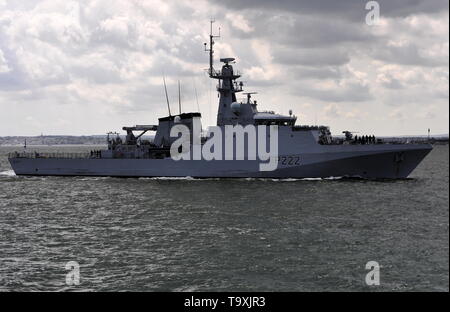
(8, 152, 93, 159)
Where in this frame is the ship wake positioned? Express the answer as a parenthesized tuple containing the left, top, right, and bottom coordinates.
(137, 176, 344, 182)
(0, 170, 16, 177)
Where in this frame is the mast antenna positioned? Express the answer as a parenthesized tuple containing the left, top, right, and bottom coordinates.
(193, 78, 200, 113)
(243, 92, 258, 103)
(178, 80, 182, 115)
(204, 19, 220, 77)
(163, 74, 171, 116)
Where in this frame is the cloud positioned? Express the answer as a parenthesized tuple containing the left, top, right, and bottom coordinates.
(295, 80, 373, 103)
(372, 40, 448, 67)
(0, 0, 448, 136)
(0, 48, 10, 73)
(324, 103, 341, 118)
(211, 0, 448, 20)
(274, 47, 350, 67)
(389, 107, 405, 120)
(226, 13, 254, 33)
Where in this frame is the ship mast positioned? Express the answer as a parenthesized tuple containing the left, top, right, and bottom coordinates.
(204, 20, 220, 77)
(203, 21, 245, 126)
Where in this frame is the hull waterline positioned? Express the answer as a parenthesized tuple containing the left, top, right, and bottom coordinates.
(9, 144, 432, 179)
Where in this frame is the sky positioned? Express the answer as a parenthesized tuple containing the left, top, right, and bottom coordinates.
(0, 0, 448, 136)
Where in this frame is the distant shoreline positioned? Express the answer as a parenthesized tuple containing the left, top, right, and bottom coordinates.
(0, 144, 107, 147)
(0, 134, 448, 146)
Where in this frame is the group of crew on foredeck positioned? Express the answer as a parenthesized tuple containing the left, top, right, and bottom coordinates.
(90, 150, 102, 158)
(354, 135, 376, 144)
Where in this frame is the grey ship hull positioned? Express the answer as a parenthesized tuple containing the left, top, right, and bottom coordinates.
(9, 144, 432, 179)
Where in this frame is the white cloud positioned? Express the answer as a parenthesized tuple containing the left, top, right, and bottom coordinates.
(0, 49, 10, 73)
(0, 0, 448, 136)
(226, 13, 254, 33)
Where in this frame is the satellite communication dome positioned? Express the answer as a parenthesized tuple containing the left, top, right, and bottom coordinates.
(231, 102, 241, 115)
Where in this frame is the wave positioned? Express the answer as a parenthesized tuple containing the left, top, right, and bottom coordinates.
(269, 177, 343, 182)
(77, 177, 112, 181)
(0, 170, 16, 177)
(0, 171, 344, 181)
(138, 176, 196, 181)
(137, 176, 344, 182)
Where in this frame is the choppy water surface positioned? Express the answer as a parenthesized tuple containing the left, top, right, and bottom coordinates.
(0, 145, 448, 291)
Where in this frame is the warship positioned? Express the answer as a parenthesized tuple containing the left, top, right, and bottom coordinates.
(8, 22, 432, 179)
